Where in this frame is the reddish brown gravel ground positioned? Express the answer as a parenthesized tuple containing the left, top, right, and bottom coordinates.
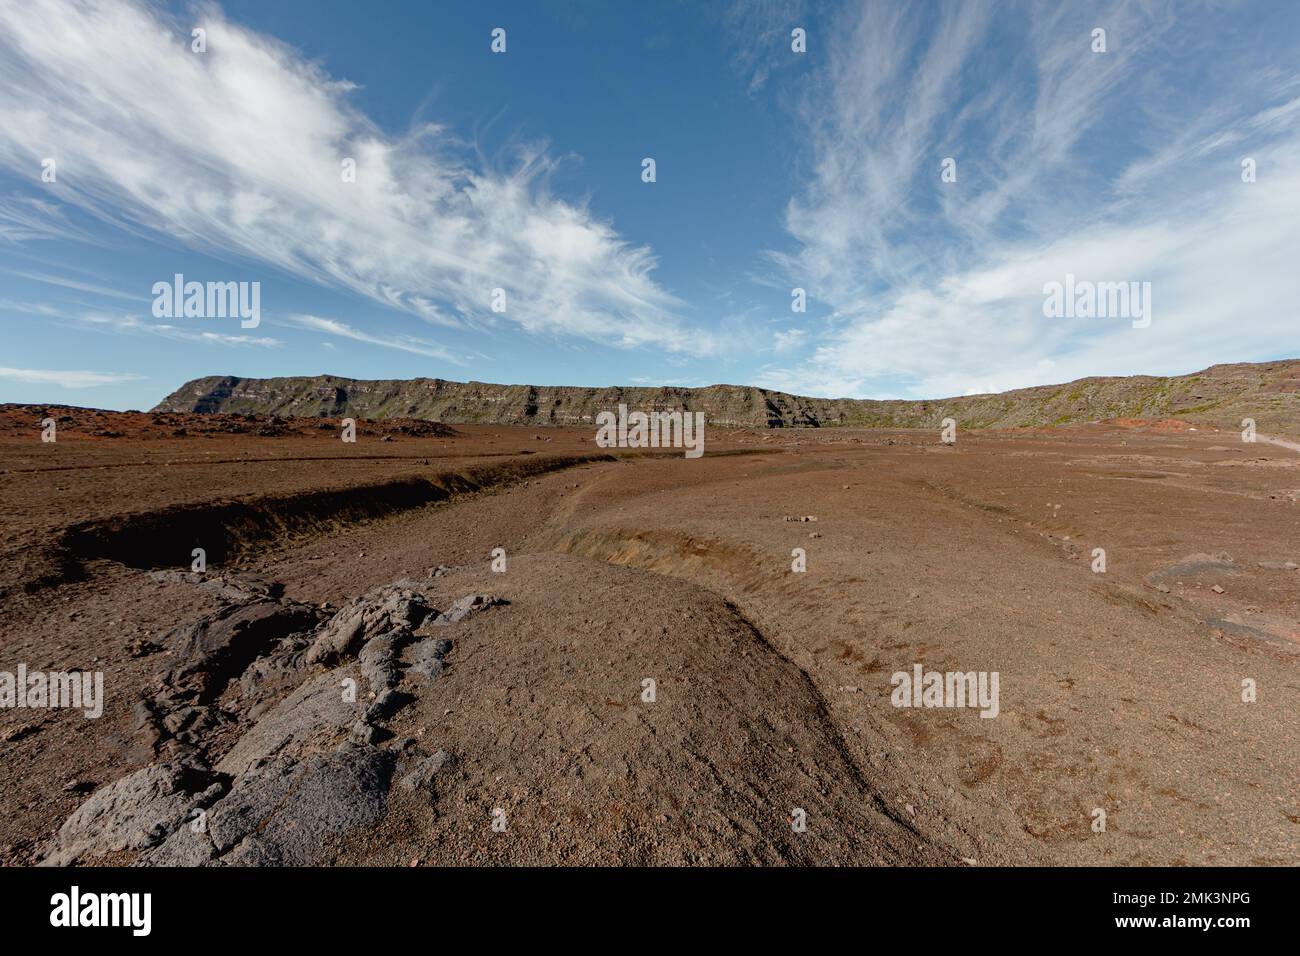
(1, 407, 1297, 865)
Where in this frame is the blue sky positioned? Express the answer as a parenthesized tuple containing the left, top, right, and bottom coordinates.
(1, 0, 1299, 410)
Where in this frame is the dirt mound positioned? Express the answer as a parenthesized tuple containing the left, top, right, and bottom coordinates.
(349, 555, 941, 865)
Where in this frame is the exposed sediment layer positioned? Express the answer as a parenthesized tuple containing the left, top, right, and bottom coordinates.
(153, 359, 1300, 432)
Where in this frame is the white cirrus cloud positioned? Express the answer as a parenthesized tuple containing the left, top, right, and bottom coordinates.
(0, 366, 144, 388)
(78, 312, 282, 348)
(0, 0, 710, 355)
(761, 0, 1300, 399)
(771, 328, 806, 354)
(286, 314, 462, 363)
(1, 268, 148, 302)
(723, 0, 810, 93)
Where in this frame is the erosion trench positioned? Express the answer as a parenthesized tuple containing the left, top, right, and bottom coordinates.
(44, 448, 780, 584)
(56, 454, 618, 574)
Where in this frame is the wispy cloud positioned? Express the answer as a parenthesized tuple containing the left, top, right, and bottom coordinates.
(2, 268, 147, 302)
(771, 328, 806, 354)
(0, 366, 144, 388)
(286, 314, 461, 363)
(723, 0, 809, 93)
(78, 312, 281, 348)
(760, 0, 1300, 398)
(0, 0, 710, 355)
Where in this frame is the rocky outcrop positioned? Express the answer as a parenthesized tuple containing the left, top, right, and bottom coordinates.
(304, 582, 433, 666)
(39, 762, 227, 867)
(39, 573, 507, 867)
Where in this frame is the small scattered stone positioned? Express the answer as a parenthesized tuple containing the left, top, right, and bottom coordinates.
(2, 724, 40, 743)
(128, 638, 161, 659)
(349, 720, 380, 744)
(430, 594, 505, 626)
(400, 750, 455, 793)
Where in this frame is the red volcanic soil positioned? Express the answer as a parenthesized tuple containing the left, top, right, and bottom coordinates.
(2, 407, 1298, 866)
(1104, 417, 1199, 431)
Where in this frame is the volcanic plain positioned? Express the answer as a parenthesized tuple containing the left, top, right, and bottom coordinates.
(1, 405, 1297, 866)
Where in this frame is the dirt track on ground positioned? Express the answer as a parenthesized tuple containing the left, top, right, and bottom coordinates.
(2, 411, 1297, 865)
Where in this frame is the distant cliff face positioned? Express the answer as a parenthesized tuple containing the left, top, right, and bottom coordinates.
(153, 360, 1300, 432)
